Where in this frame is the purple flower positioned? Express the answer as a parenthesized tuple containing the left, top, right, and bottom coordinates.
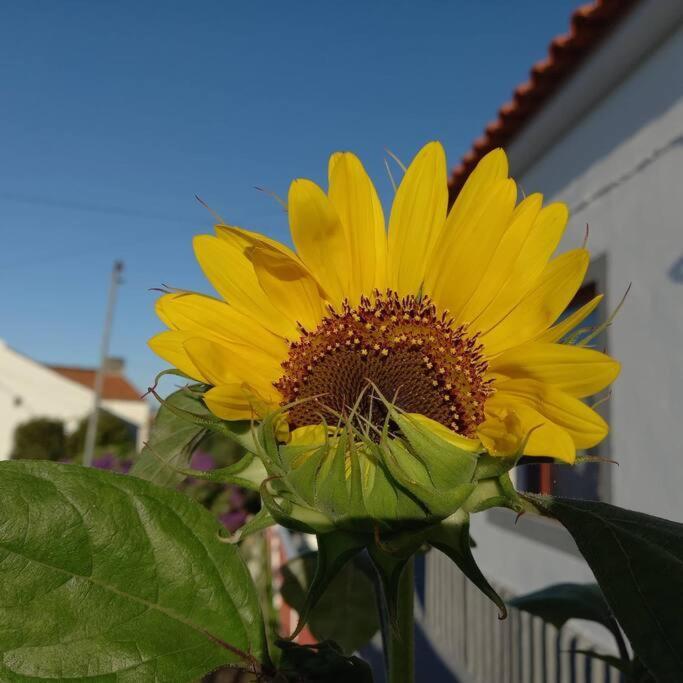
(228, 486, 247, 509)
(219, 510, 248, 533)
(92, 453, 117, 470)
(190, 450, 215, 471)
(92, 452, 133, 474)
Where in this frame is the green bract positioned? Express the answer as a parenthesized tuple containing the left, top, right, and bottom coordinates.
(148, 386, 527, 632)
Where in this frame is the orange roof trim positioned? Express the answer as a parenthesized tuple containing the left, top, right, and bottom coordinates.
(48, 366, 143, 401)
(449, 0, 640, 200)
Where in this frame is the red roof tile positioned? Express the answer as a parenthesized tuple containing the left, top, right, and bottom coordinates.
(48, 366, 143, 401)
(448, 0, 640, 201)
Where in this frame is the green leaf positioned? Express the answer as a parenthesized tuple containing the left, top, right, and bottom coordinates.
(0, 460, 267, 681)
(508, 582, 618, 636)
(280, 552, 380, 654)
(131, 386, 212, 487)
(526, 495, 683, 682)
(426, 509, 506, 618)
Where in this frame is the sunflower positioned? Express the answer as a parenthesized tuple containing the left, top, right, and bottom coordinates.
(150, 142, 619, 464)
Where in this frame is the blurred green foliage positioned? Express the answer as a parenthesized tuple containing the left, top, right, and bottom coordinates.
(11, 417, 66, 461)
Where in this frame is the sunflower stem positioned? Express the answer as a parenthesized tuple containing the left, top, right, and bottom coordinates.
(386, 556, 415, 683)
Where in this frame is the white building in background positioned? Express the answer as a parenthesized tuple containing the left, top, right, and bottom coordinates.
(0, 338, 150, 459)
(414, 1, 683, 681)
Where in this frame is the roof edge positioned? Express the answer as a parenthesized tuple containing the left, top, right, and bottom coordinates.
(448, 0, 642, 199)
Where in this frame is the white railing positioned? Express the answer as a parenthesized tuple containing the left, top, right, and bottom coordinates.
(415, 550, 623, 683)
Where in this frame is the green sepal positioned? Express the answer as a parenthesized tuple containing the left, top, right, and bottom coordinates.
(473, 452, 517, 480)
(384, 437, 476, 519)
(391, 411, 479, 488)
(287, 531, 367, 640)
(315, 433, 354, 520)
(132, 385, 210, 487)
(256, 410, 287, 474)
(148, 383, 260, 453)
(177, 452, 268, 491)
(260, 479, 335, 535)
(220, 506, 276, 544)
(359, 444, 429, 532)
(279, 444, 327, 507)
(463, 472, 523, 513)
(426, 509, 507, 619)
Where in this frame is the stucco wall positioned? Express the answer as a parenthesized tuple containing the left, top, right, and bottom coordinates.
(469, 17, 683, 647)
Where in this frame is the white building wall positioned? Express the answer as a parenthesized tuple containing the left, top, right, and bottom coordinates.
(469, 13, 683, 648)
(0, 340, 149, 459)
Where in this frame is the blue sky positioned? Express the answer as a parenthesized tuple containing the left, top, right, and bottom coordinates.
(1, 0, 579, 393)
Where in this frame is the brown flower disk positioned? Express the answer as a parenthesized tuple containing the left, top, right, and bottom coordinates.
(275, 290, 493, 437)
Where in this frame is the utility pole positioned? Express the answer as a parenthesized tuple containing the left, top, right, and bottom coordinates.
(83, 260, 124, 466)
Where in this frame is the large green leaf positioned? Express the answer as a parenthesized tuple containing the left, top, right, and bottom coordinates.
(0, 460, 267, 681)
(280, 552, 380, 654)
(526, 495, 683, 683)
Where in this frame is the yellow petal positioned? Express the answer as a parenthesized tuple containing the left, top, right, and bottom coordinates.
(535, 294, 603, 343)
(425, 148, 512, 319)
(480, 248, 590, 356)
(289, 423, 330, 446)
(216, 224, 300, 262)
(156, 292, 288, 360)
(427, 177, 517, 320)
(489, 342, 620, 397)
(289, 178, 350, 306)
(388, 141, 448, 296)
(494, 378, 608, 449)
(457, 193, 543, 323)
(193, 235, 297, 338)
(448, 148, 509, 221)
(473, 203, 569, 330)
(477, 407, 525, 457)
(248, 244, 326, 332)
(203, 382, 278, 421)
(148, 330, 208, 382)
(183, 336, 281, 402)
(405, 413, 482, 453)
(328, 151, 387, 302)
(485, 394, 576, 463)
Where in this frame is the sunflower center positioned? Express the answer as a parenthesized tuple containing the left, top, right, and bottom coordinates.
(275, 290, 493, 437)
